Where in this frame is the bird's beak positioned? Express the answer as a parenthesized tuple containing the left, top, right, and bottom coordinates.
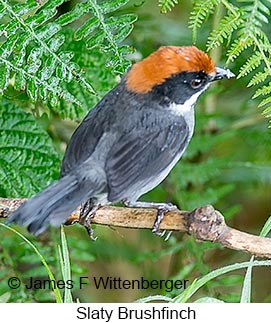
(213, 67, 235, 81)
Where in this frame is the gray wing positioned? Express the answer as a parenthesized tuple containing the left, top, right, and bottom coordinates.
(60, 119, 102, 176)
(60, 86, 121, 177)
(106, 121, 190, 202)
(60, 102, 109, 177)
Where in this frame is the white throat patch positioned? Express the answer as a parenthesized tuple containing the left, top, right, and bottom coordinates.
(169, 86, 208, 116)
(168, 86, 209, 138)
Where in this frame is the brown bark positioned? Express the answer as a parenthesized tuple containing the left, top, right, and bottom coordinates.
(1, 198, 271, 258)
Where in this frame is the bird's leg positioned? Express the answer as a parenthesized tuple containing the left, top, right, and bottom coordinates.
(79, 200, 100, 241)
(122, 200, 176, 238)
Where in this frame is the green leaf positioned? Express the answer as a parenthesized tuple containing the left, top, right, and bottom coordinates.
(158, 0, 179, 13)
(194, 297, 224, 303)
(0, 0, 98, 108)
(0, 292, 11, 303)
(0, 64, 10, 94)
(55, 1, 92, 27)
(113, 23, 134, 43)
(0, 0, 136, 109)
(189, 0, 219, 41)
(99, 0, 130, 14)
(260, 215, 271, 238)
(247, 68, 269, 87)
(226, 36, 253, 64)
(262, 105, 271, 117)
(74, 17, 100, 40)
(86, 30, 106, 49)
(240, 257, 253, 303)
(253, 82, 271, 99)
(55, 31, 117, 119)
(75, 0, 136, 74)
(0, 222, 63, 303)
(261, 106, 271, 120)
(207, 11, 243, 50)
(0, 99, 60, 197)
(241, 215, 271, 303)
(136, 295, 173, 303)
(173, 260, 271, 303)
(237, 53, 262, 78)
(58, 226, 73, 303)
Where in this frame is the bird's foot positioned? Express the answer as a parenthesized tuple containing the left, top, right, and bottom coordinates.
(152, 228, 173, 241)
(151, 204, 176, 239)
(79, 201, 100, 241)
(123, 200, 176, 240)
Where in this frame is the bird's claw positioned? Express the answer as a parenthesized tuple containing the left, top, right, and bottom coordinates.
(152, 228, 172, 241)
(85, 225, 98, 241)
(151, 204, 176, 239)
(79, 201, 99, 241)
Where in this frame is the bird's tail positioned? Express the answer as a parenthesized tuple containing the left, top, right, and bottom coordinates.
(7, 163, 107, 235)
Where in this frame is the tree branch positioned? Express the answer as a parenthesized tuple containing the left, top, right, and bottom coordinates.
(1, 197, 271, 258)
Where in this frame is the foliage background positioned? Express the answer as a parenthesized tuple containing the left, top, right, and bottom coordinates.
(0, 0, 270, 303)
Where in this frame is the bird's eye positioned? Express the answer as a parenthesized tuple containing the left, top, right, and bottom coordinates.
(190, 78, 203, 89)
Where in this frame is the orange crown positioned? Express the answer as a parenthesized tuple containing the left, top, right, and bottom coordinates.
(126, 46, 216, 93)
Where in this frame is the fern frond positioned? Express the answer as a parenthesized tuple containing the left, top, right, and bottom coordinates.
(0, 0, 136, 110)
(158, 0, 179, 13)
(58, 0, 137, 74)
(0, 0, 95, 107)
(247, 68, 269, 87)
(252, 82, 271, 99)
(262, 105, 271, 118)
(226, 23, 271, 114)
(189, 0, 220, 41)
(259, 96, 271, 108)
(0, 98, 60, 197)
(238, 52, 262, 78)
(226, 36, 253, 63)
(243, 0, 270, 26)
(74, 0, 137, 74)
(206, 10, 243, 50)
(56, 30, 118, 119)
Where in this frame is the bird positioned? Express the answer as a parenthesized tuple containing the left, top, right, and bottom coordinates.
(7, 46, 234, 238)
